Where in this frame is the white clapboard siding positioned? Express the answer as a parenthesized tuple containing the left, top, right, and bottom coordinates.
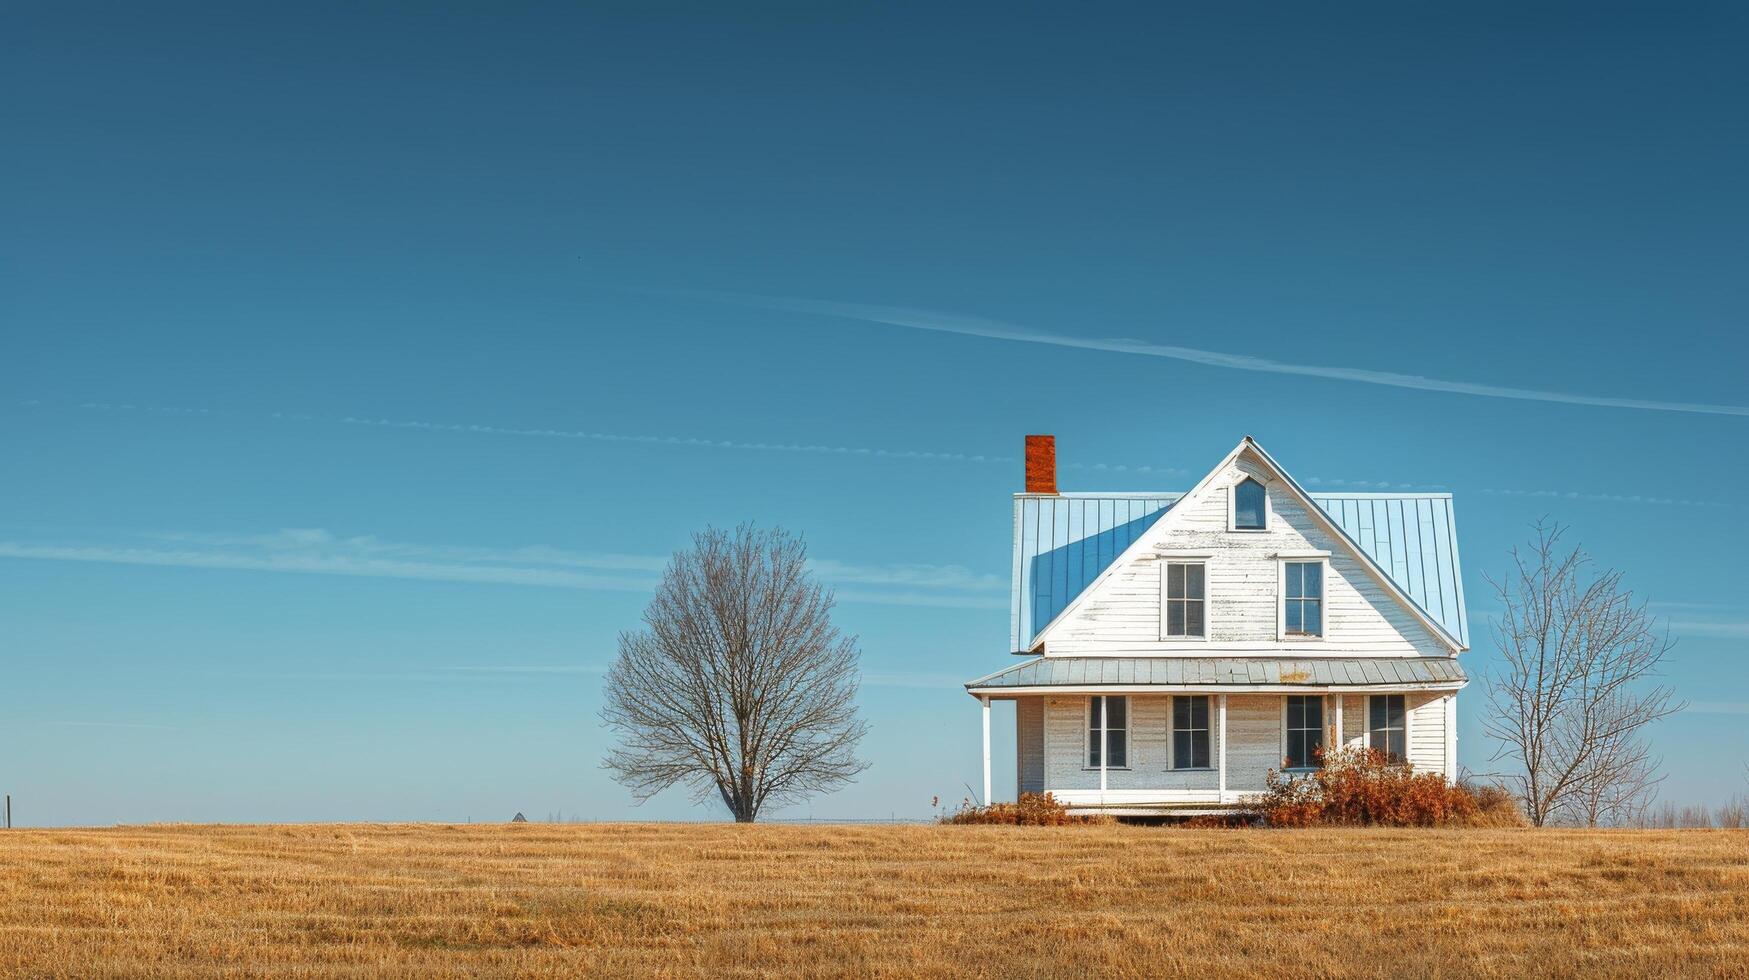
(1224, 695, 1281, 792)
(1338, 692, 1451, 776)
(1338, 694, 1363, 752)
(1016, 697, 1045, 795)
(1408, 692, 1448, 776)
(1036, 692, 1453, 799)
(1042, 696, 1226, 793)
(1046, 453, 1451, 658)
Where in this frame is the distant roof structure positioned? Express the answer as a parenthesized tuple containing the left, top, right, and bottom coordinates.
(968, 656, 1467, 692)
(511, 812, 527, 823)
(1012, 491, 1468, 652)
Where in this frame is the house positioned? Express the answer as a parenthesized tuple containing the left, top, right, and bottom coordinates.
(965, 435, 1468, 815)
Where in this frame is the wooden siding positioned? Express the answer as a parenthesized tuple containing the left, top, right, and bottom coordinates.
(1337, 694, 1363, 752)
(1408, 692, 1447, 776)
(1016, 697, 1044, 795)
(1042, 694, 1278, 795)
(1033, 692, 1455, 802)
(1044, 453, 1452, 659)
(1341, 692, 1452, 777)
(1224, 695, 1280, 792)
(1042, 696, 1222, 793)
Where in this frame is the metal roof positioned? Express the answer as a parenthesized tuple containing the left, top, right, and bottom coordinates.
(1012, 492, 1468, 652)
(968, 656, 1468, 691)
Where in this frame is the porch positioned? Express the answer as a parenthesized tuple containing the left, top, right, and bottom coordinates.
(966, 657, 1466, 815)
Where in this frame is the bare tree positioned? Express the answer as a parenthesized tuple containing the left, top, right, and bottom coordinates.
(601, 525, 868, 822)
(1567, 705, 1662, 828)
(1483, 521, 1683, 826)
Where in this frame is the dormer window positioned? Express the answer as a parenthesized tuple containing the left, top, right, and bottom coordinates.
(1233, 477, 1267, 530)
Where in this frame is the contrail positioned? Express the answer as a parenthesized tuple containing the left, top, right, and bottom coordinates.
(709, 293, 1749, 418)
(64, 401, 1015, 466)
(0, 528, 1011, 609)
(16, 401, 1706, 504)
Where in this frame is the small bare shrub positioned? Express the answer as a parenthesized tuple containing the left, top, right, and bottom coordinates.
(1259, 748, 1482, 827)
(1641, 802, 1677, 829)
(1641, 803, 1716, 829)
(1680, 804, 1714, 829)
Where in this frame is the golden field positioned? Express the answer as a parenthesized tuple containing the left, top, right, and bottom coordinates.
(2, 823, 1747, 978)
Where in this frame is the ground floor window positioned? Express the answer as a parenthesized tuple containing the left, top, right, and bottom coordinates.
(1172, 695, 1210, 769)
(1369, 694, 1407, 763)
(1285, 695, 1324, 769)
(1087, 695, 1128, 768)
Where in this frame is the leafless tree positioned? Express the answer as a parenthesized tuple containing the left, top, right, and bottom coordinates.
(601, 525, 868, 822)
(1483, 521, 1683, 826)
(1566, 706, 1662, 827)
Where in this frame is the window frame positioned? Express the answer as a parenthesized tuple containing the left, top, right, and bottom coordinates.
(1084, 695, 1130, 770)
(1282, 694, 1326, 771)
(1229, 477, 1270, 532)
(1170, 694, 1212, 771)
(1158, 558, 1210, 642)
(1277, 557, 1329, 641)
(1367, 693, 1409, 764)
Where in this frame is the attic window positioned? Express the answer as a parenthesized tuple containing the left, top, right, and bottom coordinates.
(1234, 478, 1267, 530)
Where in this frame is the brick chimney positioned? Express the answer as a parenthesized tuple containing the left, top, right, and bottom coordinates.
(1024, 435, 1057, 494)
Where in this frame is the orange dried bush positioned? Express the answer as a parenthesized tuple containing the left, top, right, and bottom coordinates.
(944, 792, 1111, 826)
(1258, 747, 1484, 827)
(1461, 782, 1529, 827)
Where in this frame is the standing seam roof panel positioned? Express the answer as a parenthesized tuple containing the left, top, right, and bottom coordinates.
(1012, 492, 1467, 650)
(969, 656, 1468, 689)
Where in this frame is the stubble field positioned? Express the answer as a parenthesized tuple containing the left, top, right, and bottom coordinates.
(1, 822, 1747, 978)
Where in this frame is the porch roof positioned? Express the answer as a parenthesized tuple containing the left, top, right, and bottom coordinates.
(965, 656, 1466, 695)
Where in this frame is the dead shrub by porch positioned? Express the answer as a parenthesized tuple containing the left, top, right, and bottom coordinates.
(1463, 782, 1530, 827)
(944, 792, 1112, 826)
(1259, 747, 1511, 827)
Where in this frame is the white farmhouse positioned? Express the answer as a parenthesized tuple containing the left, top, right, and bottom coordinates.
(966, 435, 1468, 816)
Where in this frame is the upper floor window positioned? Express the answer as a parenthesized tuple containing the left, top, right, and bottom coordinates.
(1233, 478, 1267, 530)
(1087, 695, 1128, 768)
(1162, 561, 1206, 638)
(1283, 560, 1324, 637)
(1369, 694, 1407, 763)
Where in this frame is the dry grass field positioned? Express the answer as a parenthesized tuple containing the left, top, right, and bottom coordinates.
(1, 823, 1747, 978)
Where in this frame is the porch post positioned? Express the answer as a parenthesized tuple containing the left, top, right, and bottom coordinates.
(980, 695, 992, 806)
(1333, 695, 1344, 754)
(1444, 694, 1458, 785)
(1217, 694, 1228, 803)
(1099, 696, 1108, 802)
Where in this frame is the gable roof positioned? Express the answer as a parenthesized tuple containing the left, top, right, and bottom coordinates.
(1012, 437, 1468, 653)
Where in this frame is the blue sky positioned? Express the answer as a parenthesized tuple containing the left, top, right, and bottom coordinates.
(3, 2, 1746, 824)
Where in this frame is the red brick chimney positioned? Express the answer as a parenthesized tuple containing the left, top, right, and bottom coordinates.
(1024, 435, 1057, 494)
